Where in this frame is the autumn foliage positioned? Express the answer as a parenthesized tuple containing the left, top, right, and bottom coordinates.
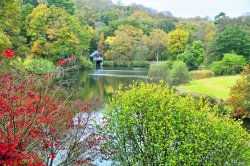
(227, 65, 250, 118)
(1, 49, 15, 58)
(0, 72, 102, 165)
(0, 74, 55, 165)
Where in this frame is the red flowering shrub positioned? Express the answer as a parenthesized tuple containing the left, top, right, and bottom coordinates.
(56, 59, 67, 66)
(56, 56, 77, 66)
(0, 49, 16, 75)
(0, 49, 14, 58)
(68, 55, 76, 61)
(0, 73, 102, 165)
(3, 49, 15, 58)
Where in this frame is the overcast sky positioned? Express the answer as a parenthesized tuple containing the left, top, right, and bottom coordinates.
(113, 0, 250, 18)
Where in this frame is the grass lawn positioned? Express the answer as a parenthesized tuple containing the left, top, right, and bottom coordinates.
(178, 75, 240, 99)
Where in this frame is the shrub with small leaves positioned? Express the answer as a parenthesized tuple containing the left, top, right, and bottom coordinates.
(24, 58, 56, 75)
(148, 61, 173, 84)
(227, 65, 250, 118)
(103, 82, 250, 165)
(190, 70, 215, 80)
(210, 53, 246, 76)
(170, 61, 190, 85)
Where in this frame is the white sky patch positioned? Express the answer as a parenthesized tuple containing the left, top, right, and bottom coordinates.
(113, 0, 250, 18)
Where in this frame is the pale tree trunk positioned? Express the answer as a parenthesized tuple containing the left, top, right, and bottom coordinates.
(155, 48, 160, 62)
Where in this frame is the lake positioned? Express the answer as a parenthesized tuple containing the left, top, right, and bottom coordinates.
(62, 67, 148, 101)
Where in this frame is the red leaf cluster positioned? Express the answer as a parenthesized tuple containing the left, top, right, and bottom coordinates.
(56, 59, 67, 66)
(1, 49, 15, 58)
(0, 72, 104, 165)
(0, 74, 71, 165)
(68, 55, 76, 61)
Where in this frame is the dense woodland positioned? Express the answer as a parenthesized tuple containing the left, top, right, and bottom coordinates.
(0, 0, 250, 165)
(1, 0, 250, 66)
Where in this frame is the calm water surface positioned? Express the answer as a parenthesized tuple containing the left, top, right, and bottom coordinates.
(62, 67, 148, 101)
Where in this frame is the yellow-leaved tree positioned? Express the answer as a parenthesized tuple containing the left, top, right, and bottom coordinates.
(167, 29, 189, 60)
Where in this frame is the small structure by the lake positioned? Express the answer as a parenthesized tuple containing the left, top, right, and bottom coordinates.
(89, 51, 103, 69)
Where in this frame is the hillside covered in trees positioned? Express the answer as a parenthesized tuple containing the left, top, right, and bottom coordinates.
(2, 0, 250, 67)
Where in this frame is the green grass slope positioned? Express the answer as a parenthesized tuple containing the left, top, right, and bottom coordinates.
(178, 75, 240, 99)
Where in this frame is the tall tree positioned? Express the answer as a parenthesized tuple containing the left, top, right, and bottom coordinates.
(157, 18, 176, 33)
(26, 5, 91, 59)
(23, 0, 75, 14)
(214, 12, 226, 25)
(147, 29, 168, 61)
(176, 22, 198, 43)
(211, 26, 250, 61)
(167, 29, 189, 60)
(47, 0, 75, 15)
(97, 32, 105, 55)
(227, 65, 250, 117)
(0, 0, 21, 50)
(105, 25, 147, 61)
(177, 40, 205, 70)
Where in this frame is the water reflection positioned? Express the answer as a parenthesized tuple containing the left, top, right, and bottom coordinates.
(62, 67, 148, 100)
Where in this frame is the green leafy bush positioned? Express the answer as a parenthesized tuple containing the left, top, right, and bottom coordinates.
(190, 70, 215, 80)
(102, 60, 113, 67)
(103, 61, 150, 67)
(24, 59, 55, 74)
(148, 61, 173, 84)
(170, 61, 190, 85)
(177, 40, 205, 70)
(80, 56, 93, 69)
(210, 53, 246, 76)
(209, 61, 226, 76)
(130, 61, 150, 67)
(103, 82, 250, 165)
(113, 61, 130, 67)
(177, 51, 198, 70)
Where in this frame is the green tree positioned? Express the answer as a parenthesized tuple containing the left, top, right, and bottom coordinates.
(177, 48, 198, 70)
(214, 12, 226, 25)
(105, 25, 147, 61)
(176, 22, 198, 43)
(167, 29, 189, 60)
(101, 11, 119, 25)
(177, 40, 205, 70)
(20, 3, 35, 50)
(0, 0, 21, 50)
(157, 18, 176, 33)
(103, 82, 250, 165)
(190, 40, 205, 64)
(97, 32, 105, 55)
(47, 0, 75, 15)
(0, 30, 11, 51)
(127, 11, 158, 35)
(212, 26, 250, 61)
(23, 0, 39, 6)
(24, 0, 76, 14)
(26, 5, 91, 59)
